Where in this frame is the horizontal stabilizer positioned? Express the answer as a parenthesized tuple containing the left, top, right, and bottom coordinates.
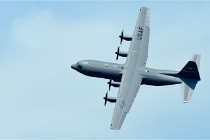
(182, 78, 198, 103)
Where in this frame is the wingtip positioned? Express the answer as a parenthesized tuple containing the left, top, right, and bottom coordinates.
(110, 124, 121, 130)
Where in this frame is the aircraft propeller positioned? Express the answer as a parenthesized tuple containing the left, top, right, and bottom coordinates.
(108, 79, 112, 91)
(119, 30, 124, 44)
(103, 91, 108, 106)
(115, 47, 120, 60)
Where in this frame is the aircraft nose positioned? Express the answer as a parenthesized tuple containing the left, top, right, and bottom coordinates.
(71, 64, 77, 70)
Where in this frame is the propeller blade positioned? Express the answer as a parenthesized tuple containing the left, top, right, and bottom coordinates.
(119, 30, 124, 44)
(108, 79, 112, 91)
(103, 91, 108, 106)
(116, 47, 120, 60)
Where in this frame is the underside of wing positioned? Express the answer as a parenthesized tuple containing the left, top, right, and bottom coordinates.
(110, 72, 142, 130)
(125, 7, 150, 67)
(110, 7, 150, 130)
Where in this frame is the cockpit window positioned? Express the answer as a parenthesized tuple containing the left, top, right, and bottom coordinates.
(78, 65, 82, 69)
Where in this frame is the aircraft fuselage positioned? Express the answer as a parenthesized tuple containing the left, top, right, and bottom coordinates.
(71, 60, 181, 86)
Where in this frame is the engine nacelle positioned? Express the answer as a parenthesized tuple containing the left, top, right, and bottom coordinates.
(115, 47, 128, 60)
(115, 51, 128, 57)
(120, 35, 133, 41)
(103, 91, 117, 106)
(105, 97, 117, 103)
(108, 81, 120, 88)
(119, 30, 132, 44)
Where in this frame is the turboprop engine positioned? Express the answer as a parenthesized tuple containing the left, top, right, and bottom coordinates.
(103, 91, 117, 106)
(119, 30, 132, 44)
(107, 79, 120, 91)
(115, 47, 128, 60)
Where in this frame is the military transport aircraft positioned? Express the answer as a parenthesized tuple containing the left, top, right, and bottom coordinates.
(71, 7, 201, 130)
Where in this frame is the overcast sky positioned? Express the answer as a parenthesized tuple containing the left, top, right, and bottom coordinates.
(0, 1, 210, 139)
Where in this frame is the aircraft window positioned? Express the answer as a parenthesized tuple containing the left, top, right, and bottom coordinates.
(144, 70, 149, 72)
(78, 65, 82, 69)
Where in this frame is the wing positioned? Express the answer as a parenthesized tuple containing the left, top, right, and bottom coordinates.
(125, 7, 150, 67)
(110, 7, 150, 130)
(110, 72, 142, 129)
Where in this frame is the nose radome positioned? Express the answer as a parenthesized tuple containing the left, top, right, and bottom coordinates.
(71, 64, 77, 70)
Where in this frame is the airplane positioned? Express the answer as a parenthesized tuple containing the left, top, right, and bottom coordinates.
(71, 7, 201, 130)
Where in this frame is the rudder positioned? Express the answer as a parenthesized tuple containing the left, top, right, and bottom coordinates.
(178, 54, 201, 80)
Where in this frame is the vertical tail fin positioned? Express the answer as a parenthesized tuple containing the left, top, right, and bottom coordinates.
(178, 54, 201, 80)
(192, 54, 201, 71)
(179, 54, 201, 103)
